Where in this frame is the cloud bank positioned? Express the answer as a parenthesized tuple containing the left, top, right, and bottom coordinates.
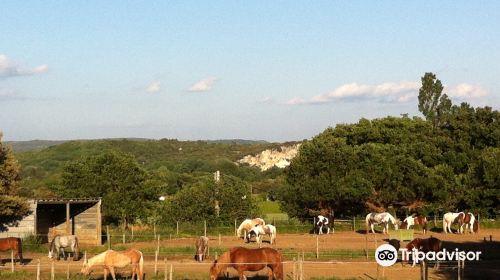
(188, 77, 217, 92)
(0, 54, 48, 79)
(287, 81, 488, 105)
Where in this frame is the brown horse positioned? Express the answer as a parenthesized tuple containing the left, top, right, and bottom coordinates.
(0, 237, 23, 265)
(406, 237, 442, 267)
(400, 214, 428, 234)
(81, 249, 144, 280)
(462, 212, 479, 234)
(210, 247, 283, 280)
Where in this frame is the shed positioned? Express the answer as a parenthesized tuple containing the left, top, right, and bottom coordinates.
(0, 198, 102, 245)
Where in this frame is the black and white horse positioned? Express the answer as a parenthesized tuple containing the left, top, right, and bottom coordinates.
(314, 215, 334, 234)
(247, 224, 277, 246)
(48, 235, 79, 261)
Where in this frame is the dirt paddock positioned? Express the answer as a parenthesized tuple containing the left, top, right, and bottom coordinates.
(1, 229, 499, 279)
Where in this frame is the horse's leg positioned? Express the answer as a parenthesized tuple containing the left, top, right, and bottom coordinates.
(371, 224, 375, 234)
(103, 267, 108, 280)
(109, 266, 117, 280)
(267, 266, 273, 280)
(131, 264, 136, 280)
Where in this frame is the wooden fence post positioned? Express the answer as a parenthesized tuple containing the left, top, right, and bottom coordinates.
(234, 219, 237, 236)
(131, 225, 134, 240)
(218, 233, 221, 246)
(365, 234, 368, 259)
(292, 257, 297, 280)
(176, 221, 179, 235)
(154, 249, 159, 275)
(106, 226, 111, 249)
(66, 261, 70, 280)
(169, 263, 173, 280)
(122, 232, 125, 244)
(36, 259, 41, 280)
(11, 250, 14, 272)
(51, 260, 55, 280)
(154, 223, 157, 240)
(316, 235, 319, 259)
(204, 220, 207, 237)
(353, 216, 356, 232)
(157, 235, 161, 253)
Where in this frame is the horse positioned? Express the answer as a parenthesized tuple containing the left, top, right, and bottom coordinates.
(400, 214, 428, 234)
(442, 212, 465, 234)
(365, 212, 399, 234)
(248, 224, 277, 246)
(195, 236, 209, 262)
(405, 237, 442, 268)
(463, 212, 479, 234)
(209, 247, 283, 280)
(48, 235, 79, 261)
(0, 237, 23, 265)
(81, 249, 144, 280)
(314, 214, 334, 234)
(237, 218, 265, 242)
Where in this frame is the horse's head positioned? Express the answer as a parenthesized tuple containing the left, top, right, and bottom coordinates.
(80, 258, 91, 275)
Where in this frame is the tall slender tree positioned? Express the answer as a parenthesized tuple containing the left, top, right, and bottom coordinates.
(418, 72, 452, 127)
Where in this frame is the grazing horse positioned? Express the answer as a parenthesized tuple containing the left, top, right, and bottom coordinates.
(248, 224, 277, 246)
(401, 214, 428, 234)
(365, 212, 399, 234)
(0, 237, 23, 265)
(48, 235, 79, 261)
(209, 247, 283, 280)
(463, 212, 479, 234)
(237, 218, 265, 242)
(443, 212, 465, 234)
(406, 237, 442, 268)
(314, 214, 335, 234)
(195, 236, 209, 262)
(81, 249, 144, 280)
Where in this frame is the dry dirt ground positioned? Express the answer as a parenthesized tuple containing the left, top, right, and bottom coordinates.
(1, 229, 499, 280)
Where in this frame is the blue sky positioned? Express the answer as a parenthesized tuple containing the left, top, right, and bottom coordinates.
(1, 1, 499, 142)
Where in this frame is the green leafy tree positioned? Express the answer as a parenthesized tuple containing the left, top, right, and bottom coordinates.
(0, 132, 31, 230)
(418, 72, 452, 127)
(53, 151, 157, 226)
(160, 174, 258, 225)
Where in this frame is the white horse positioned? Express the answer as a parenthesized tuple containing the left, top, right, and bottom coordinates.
(365, 212, 399, 234)
(237, 218, 265, 242)
(48, 235, 79, 261)
(248, 224, 276, 246)
(443, 212, 465, 234)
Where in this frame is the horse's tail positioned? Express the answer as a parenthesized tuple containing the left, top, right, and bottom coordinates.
(16, 238, 23, 264)
(49, 235, 57, 255)
(138, 251, 144, 280)
(275, 252, 284, 280)
(73, 236, 79, 261)
(236, 222, 244, 238)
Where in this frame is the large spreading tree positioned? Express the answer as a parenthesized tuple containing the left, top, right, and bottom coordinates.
(0, 132, 31, 230)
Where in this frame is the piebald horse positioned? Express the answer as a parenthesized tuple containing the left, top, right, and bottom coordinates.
(443, 212, 465, 234)
(81, 249, 144, 280)
(365, 212, 399, 234)
(401, 214, 428, 234)
(48, 235, 79, 261)
(237, 218, 265, 242)
(248, 224, 277, 246)
(210, 247, 283, 280)
(463, 212, 479, 234)
(0, 237, 23, 265)
(315, 215, 334, 234)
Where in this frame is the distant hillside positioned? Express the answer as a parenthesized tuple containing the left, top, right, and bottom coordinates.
(14, 138, 285, 196)
(6, 140, 69, 152)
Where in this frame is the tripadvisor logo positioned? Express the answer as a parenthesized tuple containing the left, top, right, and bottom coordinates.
(375, 244, 398, 267)
(375, 244, 482, 267)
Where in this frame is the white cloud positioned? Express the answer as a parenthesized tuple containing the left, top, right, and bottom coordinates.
(446, 83, 487, 99)
(145, 81, 161, 93)
(286, 81, 488, 105)
(258, 97, 273, 104)
(188, 77, 217, 92)
(0, 54, 48, 79)
(0, 88, 20, 100)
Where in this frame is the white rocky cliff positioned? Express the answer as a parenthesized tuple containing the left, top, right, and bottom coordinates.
(238, 144, 300, 171)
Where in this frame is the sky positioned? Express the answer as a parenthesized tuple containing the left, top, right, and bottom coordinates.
(1, 1, 499, 142)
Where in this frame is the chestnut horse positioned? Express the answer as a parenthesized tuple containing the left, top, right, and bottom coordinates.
(406, 237, 442, 268)
(210, 247, 283, 280)
(81, 249, 144, 280)
(237, 218, 265, 242)
(401, 214, 428, 234)
(0, 237, 23, 265)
